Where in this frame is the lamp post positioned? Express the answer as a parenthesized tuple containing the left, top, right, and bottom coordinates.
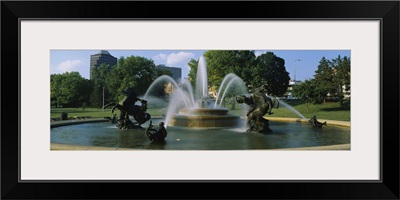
(102, 86, 105, 111)
(294, 59, 301, 81)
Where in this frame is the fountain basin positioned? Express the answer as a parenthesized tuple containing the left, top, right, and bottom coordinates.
(50, 118, 350, 150)
(169, 108, 241, 128)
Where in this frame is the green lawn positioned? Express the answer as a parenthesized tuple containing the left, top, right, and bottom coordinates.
(228, 100, 350, 121)
(51, 100, 350, 121)
(50, 107, 166, 119)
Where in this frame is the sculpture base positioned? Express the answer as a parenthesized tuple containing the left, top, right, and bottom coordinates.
(168, 108, 241, 128)
(247, 117, 272, 134)
(116, 118, 144, 130)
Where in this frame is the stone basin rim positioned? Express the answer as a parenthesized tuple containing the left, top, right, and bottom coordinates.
(50, 117, 350, 128)
(178, 108, 230, 115)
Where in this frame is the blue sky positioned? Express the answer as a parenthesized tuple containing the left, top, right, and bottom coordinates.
(50, 50, 350, 81)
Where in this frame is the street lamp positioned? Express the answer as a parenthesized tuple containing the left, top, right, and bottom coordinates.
(294, 59, 301, 81)
(99, 85, 105, 111)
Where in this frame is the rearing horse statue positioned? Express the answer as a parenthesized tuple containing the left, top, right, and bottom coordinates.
(236, 84, 279, 133)
(104, 88, 151, 129)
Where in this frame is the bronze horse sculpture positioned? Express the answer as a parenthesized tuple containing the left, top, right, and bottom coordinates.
(104, 88, 151, 129)
(236, 84, 279, 133)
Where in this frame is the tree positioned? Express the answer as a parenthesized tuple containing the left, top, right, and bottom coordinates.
(106, 56, 158, 102)
(78, 79, 93, 107)
(187, 58, 199, 87)
(332, 55, 351, 109)
(255, 52, 290, 96)
(292, 79, 325, 112)
(200, 51, 256, 107)
(187, 50, 290, 102)
(203, 50, 256, 89)
(293, 55, 351, 110)
(89, 84, 103, 108)
(50, 72, 92, 107)
(90, 63, 114, 108)
(50, 74, 63, 107)
(105, 57, 125, 103)
(313, 57, 336, 102)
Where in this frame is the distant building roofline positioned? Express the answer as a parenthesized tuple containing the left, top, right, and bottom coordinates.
(156, 64, 181, 70)
(96, 50, 111, 56)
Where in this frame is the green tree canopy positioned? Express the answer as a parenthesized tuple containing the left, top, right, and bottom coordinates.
(292, 79, 325, 112)
(90, 63, 115, 107)
(105, 55, 158, 102)
(293, 55, 350, 110)
(313, 57, 336, 101)
(187, 58, 199, 87)
(203, 50, 256, 89)
(188, 50, 290, 97)
(332, 55, 351, 109)
(50, 72, 92, 107)
(255, 52, 290, 96)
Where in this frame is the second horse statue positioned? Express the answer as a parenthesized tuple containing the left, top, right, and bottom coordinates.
(104, 87, 151, 130)
(236, 84, 279, 134)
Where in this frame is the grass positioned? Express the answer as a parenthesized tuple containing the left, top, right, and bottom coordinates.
(228, 100, 350, 121)
(50, 107, 166, 119)
(51, 100, 350, 121)
(271, 102, 350, 121)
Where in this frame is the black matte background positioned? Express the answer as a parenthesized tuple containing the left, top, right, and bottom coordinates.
(1, 1, 399, 199)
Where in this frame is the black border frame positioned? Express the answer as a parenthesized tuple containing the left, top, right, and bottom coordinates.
(2, 1, 399, 199)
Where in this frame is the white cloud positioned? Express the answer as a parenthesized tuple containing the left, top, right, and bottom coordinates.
(152, 52, 197, 79)
(152, 52, 195, 66)
(254, 50, 267, 57)
(166, 52, 195, 66)
(152, 53, 168, 63)
(57, 59, 83, 73)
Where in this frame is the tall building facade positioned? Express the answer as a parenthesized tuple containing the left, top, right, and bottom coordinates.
(156, 64, 182, 82)
(90, 50, 117, 79)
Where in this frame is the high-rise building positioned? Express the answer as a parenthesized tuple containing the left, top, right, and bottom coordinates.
(90, 50, 117, 79)
(156, 64, 182, 82)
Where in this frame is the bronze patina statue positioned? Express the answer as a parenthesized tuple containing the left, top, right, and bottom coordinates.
(309, 115, 327, 128)
(236, 84, 279, 133)
(145, 121, 168, 143)
(104, 87, 151, 129)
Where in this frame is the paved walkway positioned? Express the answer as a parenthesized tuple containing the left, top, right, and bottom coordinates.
(51, 143, 139, 150)
(51, 142, 350, 150)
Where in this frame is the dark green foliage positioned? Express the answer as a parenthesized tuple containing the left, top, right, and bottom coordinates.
(294, 55, 351, 110)
(313, 57, 336, 100)
(90, 63, 113, 108)
(187, 58, 199, 87)
(255, 52, 290, 96)
(292, 79, 325, 112)
(203, 50, 256, 89)
(50, 72, 92, 107)
(332, 55, 351, 109)
(114, 55, 157, 95)
(188, 50, 290, 97)
(51, 55, 164, 107)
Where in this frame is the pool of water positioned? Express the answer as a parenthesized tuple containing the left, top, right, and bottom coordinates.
(51, 119, 350, 150)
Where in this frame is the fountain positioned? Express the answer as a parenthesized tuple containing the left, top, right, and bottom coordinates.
(144, 56, 247, 129)
(51, 54, 350, 150)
